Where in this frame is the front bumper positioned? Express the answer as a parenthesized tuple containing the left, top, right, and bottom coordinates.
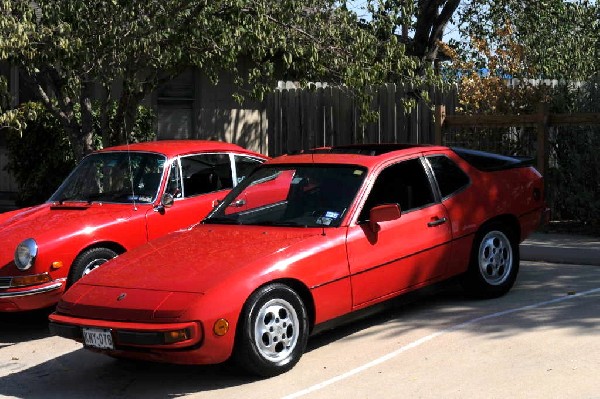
(49, 314, 203, 350)
(49, 312, 233, 365)
(0, 278, 66, 311)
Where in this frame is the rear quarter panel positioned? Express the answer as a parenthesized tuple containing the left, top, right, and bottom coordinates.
(436, 151, 544, 277)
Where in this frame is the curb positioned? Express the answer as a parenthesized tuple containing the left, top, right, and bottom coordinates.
(520, 233, 600, 266)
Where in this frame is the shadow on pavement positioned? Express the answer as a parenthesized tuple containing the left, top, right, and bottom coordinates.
(0, 307, 54, 344)
(0, 350, 257, 398)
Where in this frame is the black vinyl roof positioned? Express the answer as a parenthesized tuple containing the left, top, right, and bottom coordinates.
(452, 147, 534, 171)
(303, 143, 431, 156)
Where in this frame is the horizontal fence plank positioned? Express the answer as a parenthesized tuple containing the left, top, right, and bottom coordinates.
(444, 112, 600, 129)
(549, 113, 600, 125)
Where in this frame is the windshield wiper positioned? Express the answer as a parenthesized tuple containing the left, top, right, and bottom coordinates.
(55, 196, 88, 204)
(83, 193, 109, 203)
(203, 217, 240, 225)
(254, 221, 308, 227)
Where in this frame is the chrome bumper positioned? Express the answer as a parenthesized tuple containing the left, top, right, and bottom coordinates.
(0, 282, 63, 298)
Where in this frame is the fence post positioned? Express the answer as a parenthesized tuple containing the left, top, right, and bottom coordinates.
(434, 104, 445, 145)
(535, 103, 549, 176)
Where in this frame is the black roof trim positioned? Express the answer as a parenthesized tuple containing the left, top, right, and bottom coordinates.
(452, 147, 535, 171)
(302, 143, 432, 156)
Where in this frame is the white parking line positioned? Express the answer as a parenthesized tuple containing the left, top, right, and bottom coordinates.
(282, 287, 600, 399)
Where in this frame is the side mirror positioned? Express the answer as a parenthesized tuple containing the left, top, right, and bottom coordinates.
(229, 199, 246, 208)
(154, 193, 175, 214)
(368, 203, 401, 232)
(161, 193, 175, 208)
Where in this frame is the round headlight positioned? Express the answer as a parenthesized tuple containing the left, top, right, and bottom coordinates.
(14, 238, 38, 271)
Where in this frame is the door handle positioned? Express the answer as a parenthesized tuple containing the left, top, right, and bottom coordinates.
(427, 217, 448, 227)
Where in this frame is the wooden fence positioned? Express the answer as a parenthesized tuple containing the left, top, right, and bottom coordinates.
(435, 103, 600, 177)
(266, 83, 457, 156)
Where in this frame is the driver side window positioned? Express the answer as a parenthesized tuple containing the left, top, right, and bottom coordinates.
(359, 158, 435, 222)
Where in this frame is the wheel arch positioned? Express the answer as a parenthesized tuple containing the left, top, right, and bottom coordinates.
(239, 278, 316, 333)
(479, 214, 521, 243)
(68, 241, 127, 278)
(75, 241, 127, 261)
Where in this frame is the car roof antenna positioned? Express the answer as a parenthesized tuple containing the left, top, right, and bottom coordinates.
(311, 150, 326, 236)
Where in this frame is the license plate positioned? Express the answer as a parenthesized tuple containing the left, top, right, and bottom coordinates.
(82, 327, 114, 350)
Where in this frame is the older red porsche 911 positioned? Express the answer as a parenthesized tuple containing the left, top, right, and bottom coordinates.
(49, 144, 547, 377)
(0, 140, 266, 312)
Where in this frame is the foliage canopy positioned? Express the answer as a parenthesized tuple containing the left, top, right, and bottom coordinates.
(451, 0, 599, 81)
(0, 0, 456, 160)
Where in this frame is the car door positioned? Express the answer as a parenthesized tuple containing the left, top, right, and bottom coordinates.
(346, 157, 453, 308)
(145, 153, 236, 241)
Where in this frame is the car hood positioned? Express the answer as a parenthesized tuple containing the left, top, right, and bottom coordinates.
(77, 225, 322, 293)
(0, 202, 137, 267)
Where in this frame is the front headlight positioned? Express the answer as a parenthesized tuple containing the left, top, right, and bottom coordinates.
(14, 238, 38, 271)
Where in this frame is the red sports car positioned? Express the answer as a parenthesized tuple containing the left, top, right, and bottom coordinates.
(49, 144, 547, 377)
(0, 140, 267, 312)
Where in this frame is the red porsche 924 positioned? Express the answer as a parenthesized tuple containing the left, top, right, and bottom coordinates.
(0, 140, 267, 312)
(49, 144, 547, 377)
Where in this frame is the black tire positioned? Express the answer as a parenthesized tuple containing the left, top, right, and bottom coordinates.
(233, 283, 309, 378)
(68, 247, 118, 287)
(460, 222, 520, 298)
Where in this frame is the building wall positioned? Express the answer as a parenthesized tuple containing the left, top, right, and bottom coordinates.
(155, 68, 268, 155)
(0, 66, 270, 194)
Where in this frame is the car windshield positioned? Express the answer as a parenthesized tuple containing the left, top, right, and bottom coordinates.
(204, 164, 366, 227)
(49, 151, 166, 204)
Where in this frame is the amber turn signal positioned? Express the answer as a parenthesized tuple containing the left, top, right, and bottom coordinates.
(11, 273, 52, 288)
(51, 261, 64, 270)
(213, 319, 229, 336)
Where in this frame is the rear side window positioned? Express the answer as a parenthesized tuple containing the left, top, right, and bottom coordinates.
(427, 155, 470, 198)
(234, 155, 263, 184)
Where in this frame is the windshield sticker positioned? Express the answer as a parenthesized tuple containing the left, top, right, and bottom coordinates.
(353, 170, 364, 175)
(291, 177, 303, 184)
(325, 211, 340, 219)
(316, 217, 333, 226)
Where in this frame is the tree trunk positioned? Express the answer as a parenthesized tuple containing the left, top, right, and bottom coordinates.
(80, 81, 95, 155)
(112, 80, 146, 145)
(63, 120, 93, 163)
(99, 84, 112, 148)
(413, 0, 460, 63)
